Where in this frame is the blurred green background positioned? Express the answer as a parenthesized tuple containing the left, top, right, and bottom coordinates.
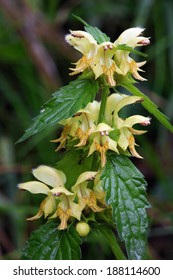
(0, 0, 173, 260)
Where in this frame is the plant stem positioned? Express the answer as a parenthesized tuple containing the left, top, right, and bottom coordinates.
(98, 86, 109, 124)
(93, 224, 127, 260)
(104, 229, 127, 260)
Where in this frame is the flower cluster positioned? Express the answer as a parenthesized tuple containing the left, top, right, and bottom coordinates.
(18, 166, 104, 230)
(19, 26, 151, 232)
(52, 93, 151, 167)
(66, 27, 150, 86)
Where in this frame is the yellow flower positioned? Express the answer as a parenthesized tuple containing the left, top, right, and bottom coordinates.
(65, 30, 97, 75)
(66, 32, 122, 86)
(52, 92, 150, 165)
(106, 94, 151, 158)
(88, 123, 119, 167)
(50, 194, 82, 230)
(18, 165, 72, 220)
(52, 101, 100, 150)
(114, 27, 150, 80)
(105, 93, 128, 124)
(115, 27, 149, 48)
(128, 60, 147, 81)
(72, 171, 104, 212)
(51, 125, 71, 151)
(91, 42, 122, 86)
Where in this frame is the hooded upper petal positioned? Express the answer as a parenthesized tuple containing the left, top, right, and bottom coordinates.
(113, 96, 143, 115)
(114, 27, 149, 80)
(79, 100, 100, 123)
(73, 171, 98, 187)
(114, 27, 145, 47)
(32, 165, 66, 188)
(122, 115, 151, 128)
(65, 30, 97, 55)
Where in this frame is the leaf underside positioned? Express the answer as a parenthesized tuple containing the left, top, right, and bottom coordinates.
(101, 153, 150, 260)
(21, 222, 81, 260)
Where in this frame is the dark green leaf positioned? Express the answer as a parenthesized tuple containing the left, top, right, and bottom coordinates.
(120, 79, 173, 133)
(101, 153, 150, 260)
(116, 44, 148, 57)
(17, 79, 98, 142)
(72, 14, 110, 43)
(21, 222, 81, 260)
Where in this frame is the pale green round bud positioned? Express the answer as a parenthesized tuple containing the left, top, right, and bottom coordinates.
(76, 222, 90, 237)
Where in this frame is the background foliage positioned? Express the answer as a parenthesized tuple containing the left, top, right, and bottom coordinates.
(0, 0, 173, 259)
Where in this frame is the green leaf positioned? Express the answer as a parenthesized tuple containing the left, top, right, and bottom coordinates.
(116, 44, 148, 57)
(72, 14, 110, 43)
(120, 79, 173, 133)
(101, 153, 150, 260)
(17, 79, 98, 142)
(21, 222, 81, 260)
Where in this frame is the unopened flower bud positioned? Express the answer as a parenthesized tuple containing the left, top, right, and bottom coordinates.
(76, 222, 90, 237)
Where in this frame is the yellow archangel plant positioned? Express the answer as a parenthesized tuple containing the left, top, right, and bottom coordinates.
(18, 19, 173, 260)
